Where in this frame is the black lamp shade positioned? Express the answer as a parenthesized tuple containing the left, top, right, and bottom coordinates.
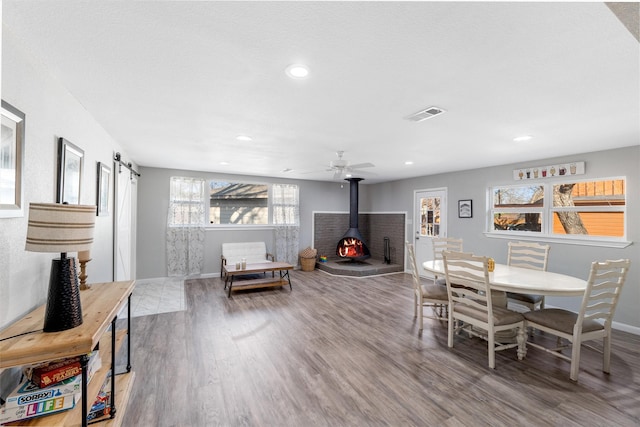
(43, 256, 83, 332)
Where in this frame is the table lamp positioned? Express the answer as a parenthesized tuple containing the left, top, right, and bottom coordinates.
(25, 203, 96, 332)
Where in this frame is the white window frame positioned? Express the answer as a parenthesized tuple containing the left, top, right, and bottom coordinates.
(204, 180, 299, 229)
(485, 176, 630, 248)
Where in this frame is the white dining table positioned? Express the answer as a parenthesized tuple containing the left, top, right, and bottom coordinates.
(422, 260, 587, 297)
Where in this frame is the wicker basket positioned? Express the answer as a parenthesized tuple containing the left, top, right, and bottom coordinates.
(299, 247, 318, 271)
(300, 256, 317, 272)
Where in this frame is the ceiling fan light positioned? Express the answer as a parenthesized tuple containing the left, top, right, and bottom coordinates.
(286, 64, 309, 79)
(513, 135, 533, 142)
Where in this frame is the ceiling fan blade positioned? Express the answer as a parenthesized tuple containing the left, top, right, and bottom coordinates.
(333, 170, 342, 180)
(349, 162, 375, 169)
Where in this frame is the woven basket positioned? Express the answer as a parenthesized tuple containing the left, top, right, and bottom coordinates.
(300, 256, 316, 272)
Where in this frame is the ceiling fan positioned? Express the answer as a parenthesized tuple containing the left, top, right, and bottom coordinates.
(326, 151, 375, 180)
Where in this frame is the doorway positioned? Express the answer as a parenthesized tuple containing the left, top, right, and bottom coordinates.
(413, 188, 447, 277)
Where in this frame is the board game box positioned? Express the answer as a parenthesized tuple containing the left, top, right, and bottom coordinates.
(0, 376, 80, 424)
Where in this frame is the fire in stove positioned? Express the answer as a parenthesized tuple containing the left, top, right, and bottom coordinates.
(337, 237, 367, 258)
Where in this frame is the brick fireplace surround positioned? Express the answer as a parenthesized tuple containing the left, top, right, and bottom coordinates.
(313, 212, 405, 277)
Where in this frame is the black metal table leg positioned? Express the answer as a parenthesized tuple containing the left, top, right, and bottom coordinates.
(110, 316, 117, 418)
(280, 270, 292, 290)
(80, 353, 89, 427)
(127, 293, 132, 372)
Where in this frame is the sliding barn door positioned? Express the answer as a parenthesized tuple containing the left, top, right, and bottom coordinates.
(113, 163, 137, 281)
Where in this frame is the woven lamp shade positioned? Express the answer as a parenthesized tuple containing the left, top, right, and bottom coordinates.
(26, 203, 96, 253)
(25, 203, 96, 332)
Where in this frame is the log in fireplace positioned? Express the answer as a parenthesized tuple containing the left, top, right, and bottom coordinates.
(336, 178, 371, 261)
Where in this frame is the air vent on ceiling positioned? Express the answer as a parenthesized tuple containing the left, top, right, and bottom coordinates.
(404, 106, 446, 122)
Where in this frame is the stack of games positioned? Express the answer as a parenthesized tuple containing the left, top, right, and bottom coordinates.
(0, 351, 101, 424)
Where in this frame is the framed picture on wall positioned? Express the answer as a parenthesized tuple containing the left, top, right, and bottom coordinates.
(0, 100, 26, 218)
(57, 137, 84, 204)
(97, 162, 111, 216)
(458, 199, 472, 218)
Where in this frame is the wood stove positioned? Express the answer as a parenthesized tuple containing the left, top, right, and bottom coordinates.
(336, 178, 371, 261)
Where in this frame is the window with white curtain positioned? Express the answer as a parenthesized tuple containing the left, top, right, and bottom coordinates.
(272, 183, 300, 265)
(272, 183, 299, 225)
(167, 177, 206, 276)
(168, 177, 206, 226)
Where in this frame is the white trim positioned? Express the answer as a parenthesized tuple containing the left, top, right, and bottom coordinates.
(484, 232, 632, 248)
(612, 321, 640, 336)
(205, 225, 274, 231)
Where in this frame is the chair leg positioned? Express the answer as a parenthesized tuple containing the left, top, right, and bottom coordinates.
(570, 336, 582, 381)
(488, 332, 496, 369)
(447, 312, 454, 348)
(413, 293, 418, 318)
(603, 331, 612, 374)
(418, 299, 424, 332)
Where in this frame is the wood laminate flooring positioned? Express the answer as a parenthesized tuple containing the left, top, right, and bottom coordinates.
(120, 270, 640, 426)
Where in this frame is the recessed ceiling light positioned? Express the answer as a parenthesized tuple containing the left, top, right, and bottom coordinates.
(219, 161, 229, 166)
(281, 168, 293, 173)
(405, 161, 414, 165)
(513, 135, 533, 142)
(236, 135, 253, 142)
(285, 64, 309, 79)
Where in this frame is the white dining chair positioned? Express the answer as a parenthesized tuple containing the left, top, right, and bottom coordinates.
(442, 250, 526, 369)
(523, 259, 630, 381)
(431, 237, 463, 286)
(506, 241, 550, 310)
(406, 241, 448, 332)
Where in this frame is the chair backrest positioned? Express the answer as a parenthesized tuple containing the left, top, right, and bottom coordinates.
(405, 241, 421, 291)
(442, 251, 493, 319)
(577, 259, 630, 329)
(507, 241, 550, 271)
(432, 237, 463, 261)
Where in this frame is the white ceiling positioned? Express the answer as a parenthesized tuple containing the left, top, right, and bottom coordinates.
(3, 1, 639, 184)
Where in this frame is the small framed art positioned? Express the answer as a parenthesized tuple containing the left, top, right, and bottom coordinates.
(97, 162, 111, 216)
(57, 137, 84, 204)
(0, 100, 26, 218)
(458, 199, 472, 218)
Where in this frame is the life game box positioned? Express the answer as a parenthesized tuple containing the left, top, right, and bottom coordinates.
(0, 376, 80, 424)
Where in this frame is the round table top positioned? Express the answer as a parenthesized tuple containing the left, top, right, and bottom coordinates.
(422, 260, 587, 296)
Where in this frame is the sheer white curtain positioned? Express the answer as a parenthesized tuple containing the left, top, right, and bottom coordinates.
(272, 183, 299, 266)
(166, 177, 206, 276)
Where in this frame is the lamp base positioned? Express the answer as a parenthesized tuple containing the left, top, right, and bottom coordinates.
(43, 257, 83, 332)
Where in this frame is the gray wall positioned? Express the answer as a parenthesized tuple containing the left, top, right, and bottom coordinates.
(0, 24, 134, 329)
(136, 167, 361, 279)
(367, 146, 639, 331)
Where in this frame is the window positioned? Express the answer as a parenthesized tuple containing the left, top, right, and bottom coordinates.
(168, 177, 206, 226)
(489, 178, 626, 242)
(551, 180, 625, 237)
(209, 181, 268, 225)
(493, 185, 544, 232)
(272, 183, 299, 225)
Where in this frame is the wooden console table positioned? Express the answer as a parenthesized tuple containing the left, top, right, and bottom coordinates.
(223, 262, 293, 297)
(0, 280, 135, 427)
